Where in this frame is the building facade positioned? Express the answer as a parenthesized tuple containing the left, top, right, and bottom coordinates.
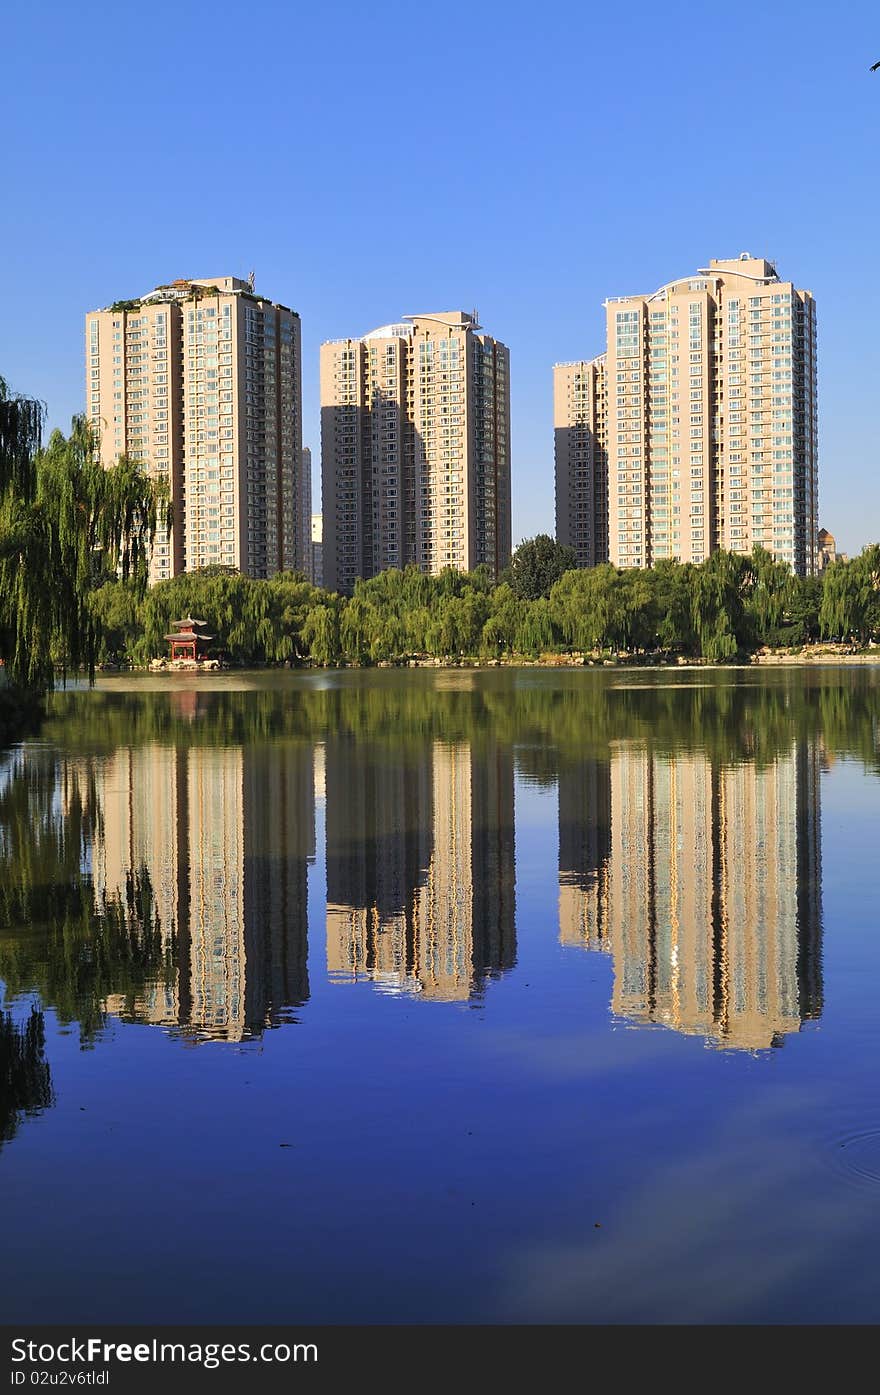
(310, 513, 323, 588)
(554, 355, 608, 568)
(817, 527, 845, 571)
(554, 255, 818, 576)
(86, 276, 306, 582)
(320, 311, 511, 593)
(300, 447, 313, 576)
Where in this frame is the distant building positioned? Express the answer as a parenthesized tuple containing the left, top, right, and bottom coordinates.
(86, 276, 307, 583)
(311, 514, 323, 588)
(554, 254, 819, 576)
(554, 356, 608, 568)
(321, 311, 511, 593)
(817, 527, 845, 570)
(300, 447, 313, 575)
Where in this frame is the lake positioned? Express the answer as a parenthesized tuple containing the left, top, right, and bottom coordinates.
(1, 666, 879, 1324)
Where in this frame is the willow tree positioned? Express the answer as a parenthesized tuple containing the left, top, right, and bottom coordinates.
(0, 378, 169, 692)
(301, 603, 341, 666)
(690, 548, 752, 660)
(745, 544, 793, 642)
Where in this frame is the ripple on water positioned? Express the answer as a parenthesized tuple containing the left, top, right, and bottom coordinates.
(830, 1129, 880, 1191)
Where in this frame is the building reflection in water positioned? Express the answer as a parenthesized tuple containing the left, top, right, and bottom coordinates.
(33, 694, 824, 1044)
(325, 738, 516, 1000)
(558, 741, 823, 1050)
(89, 740, 315, 1042)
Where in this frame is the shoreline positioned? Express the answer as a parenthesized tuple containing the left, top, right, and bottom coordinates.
(749, 651, 880, 665)
(100, 646, 880, 676)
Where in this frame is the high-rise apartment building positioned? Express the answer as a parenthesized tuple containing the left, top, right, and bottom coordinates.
(554, 255, 818, 575)
(300, 446, 313, 576)
(310, 513, 323, 588)
(320, 311, 511, 593)
(86, 276, 305, 582)
(554, 355, 608, 568)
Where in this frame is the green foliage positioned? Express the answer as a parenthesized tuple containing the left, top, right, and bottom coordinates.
(745, 545, 793, 641)
(514, 596, 555, 655)
(138, 567, 324, 667)
(301, 602, 341, 666)
(87, 580, 141, 663)
(0, 747, 176, 1046)
(0, 377, 43, 501)
(3, 375, 879, 680)
(784, 574, 822, 645)
(690, 549, 752, 660)
(652, 560, 696, 651)
(481, 583, 523, 655)
(549, 565, 635, 651)
(506, 534, 577, 600)
(820, 545, 880, 645)
(0, 383, 168, 692)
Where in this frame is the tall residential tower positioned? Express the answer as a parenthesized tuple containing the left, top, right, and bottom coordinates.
(554, 355, 608, 568)
(554, 255, 818, 575)
(86, 276, 306, 582)
(320, 311, 511, 592)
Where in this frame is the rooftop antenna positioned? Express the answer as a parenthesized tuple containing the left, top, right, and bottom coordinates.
(247, 269, 255, 292)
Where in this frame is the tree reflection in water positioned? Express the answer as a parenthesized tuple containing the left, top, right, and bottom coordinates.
(0, 1006, 53, 1146)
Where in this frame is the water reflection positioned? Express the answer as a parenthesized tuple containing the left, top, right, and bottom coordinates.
(326, 736, 516, 999)
(84, 742, 314, 1042)
(0, 671, 860, 1069)
(558, 741, 823, 1049)
(0, 1006, 53, 1145)
(0, 745, 173, 1047)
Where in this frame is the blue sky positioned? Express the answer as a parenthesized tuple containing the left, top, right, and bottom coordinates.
(2, 0, 877, 554)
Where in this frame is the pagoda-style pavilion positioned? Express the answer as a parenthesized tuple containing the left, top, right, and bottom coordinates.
(165, 617, 214, 662)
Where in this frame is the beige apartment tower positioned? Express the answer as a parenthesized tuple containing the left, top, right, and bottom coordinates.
(86, 276, 305, 582)
(300, 446, 313, 577)
(554, 355, 608, 568)
(320, 312, 511, 592)
(554, 255, 818, 576)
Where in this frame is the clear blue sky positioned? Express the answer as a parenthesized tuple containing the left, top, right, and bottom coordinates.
(2, 0, 878, 555)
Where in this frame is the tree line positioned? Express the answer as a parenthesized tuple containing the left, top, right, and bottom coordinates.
(1, 378, 878, 688)
(0, 378, 166, 729)
(87, 535, 880, 670)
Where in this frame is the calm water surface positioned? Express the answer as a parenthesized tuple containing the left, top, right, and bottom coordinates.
(2, 667, 880, 1323)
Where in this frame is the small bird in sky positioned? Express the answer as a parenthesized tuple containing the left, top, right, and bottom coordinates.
(871, 60, 880, 70)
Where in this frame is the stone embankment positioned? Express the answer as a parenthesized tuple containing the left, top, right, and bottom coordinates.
(752, 644, 879, 665)
(148, 657, 224, 672)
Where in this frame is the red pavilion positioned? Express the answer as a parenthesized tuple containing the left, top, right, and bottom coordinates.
(164, 617, 213, 663)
